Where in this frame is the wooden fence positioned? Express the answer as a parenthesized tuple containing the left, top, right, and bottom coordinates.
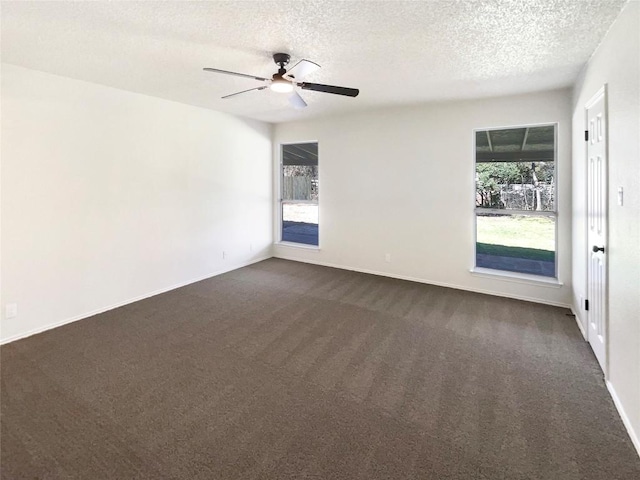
(283, 177, 318, 201)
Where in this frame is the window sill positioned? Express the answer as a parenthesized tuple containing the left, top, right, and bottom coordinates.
(275, 241, 320, 251)
(470, 267, 563, 288)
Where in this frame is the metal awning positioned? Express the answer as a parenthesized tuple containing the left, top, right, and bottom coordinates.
(476, 125, 555, 162)
(283, 143, 318, 166)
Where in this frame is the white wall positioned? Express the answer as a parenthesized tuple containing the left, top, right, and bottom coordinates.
(1, 64, 273, 343)
(572, 2, 640, 452)
(273, 89, 572, 307)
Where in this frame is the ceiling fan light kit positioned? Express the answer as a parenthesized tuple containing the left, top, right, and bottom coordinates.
(204, 52, 359, 109)
(270, 75, 294, 93)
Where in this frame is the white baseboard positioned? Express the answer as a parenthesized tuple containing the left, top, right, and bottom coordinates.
(273, 255, 572, 309)
(571, 306, 587, 339)
(606, 380, 640, 459)
(0, 255, 271, 345)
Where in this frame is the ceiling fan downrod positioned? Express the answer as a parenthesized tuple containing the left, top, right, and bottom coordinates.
(270, 53, 293, 92)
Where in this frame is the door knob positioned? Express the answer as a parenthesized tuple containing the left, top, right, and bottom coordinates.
(592, 245, 605, 253)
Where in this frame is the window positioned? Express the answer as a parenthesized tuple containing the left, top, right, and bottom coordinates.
(280, 142, 318, 246)
(475, 125, 557, 278)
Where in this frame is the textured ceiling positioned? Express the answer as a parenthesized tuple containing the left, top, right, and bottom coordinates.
(1, 0, 628, 123)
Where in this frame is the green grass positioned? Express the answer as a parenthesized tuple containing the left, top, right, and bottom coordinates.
(477, 215, 555, 251)
(476, 242, 555, 262)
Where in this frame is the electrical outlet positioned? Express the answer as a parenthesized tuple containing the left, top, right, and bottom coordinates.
(6, 303, 17, 320)
(250, 243, 253, 252)
(222, 251, 227, 259)
(385, 253, 391, 263)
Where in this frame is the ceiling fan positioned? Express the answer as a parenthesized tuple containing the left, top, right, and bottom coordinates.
(203, 53, 359, 109)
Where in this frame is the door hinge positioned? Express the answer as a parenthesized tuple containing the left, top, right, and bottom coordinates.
(585, 299, 589, 311)
(585, 130, 589, 141)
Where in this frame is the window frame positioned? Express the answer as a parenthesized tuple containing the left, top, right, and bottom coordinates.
(278, 141, 320, 248)
(472, 123, 559, 280)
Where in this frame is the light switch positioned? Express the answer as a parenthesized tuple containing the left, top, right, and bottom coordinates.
(617, 187, 624, 206)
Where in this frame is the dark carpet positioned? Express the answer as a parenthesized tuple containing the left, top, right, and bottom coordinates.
(2, 258, 639, 479)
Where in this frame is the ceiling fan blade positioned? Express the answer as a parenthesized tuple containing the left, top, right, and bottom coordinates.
(283, 59, 320, 81)
(222, 86, 268, 99)
(299, 82, 359, 97)
(288, 91, 307, 109)
(203, 67, 268, 82)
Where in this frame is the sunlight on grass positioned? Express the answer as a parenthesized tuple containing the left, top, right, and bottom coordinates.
(477, 215, 555, 251)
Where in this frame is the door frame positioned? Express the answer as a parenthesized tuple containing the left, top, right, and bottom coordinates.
(584, 84, 609, 377)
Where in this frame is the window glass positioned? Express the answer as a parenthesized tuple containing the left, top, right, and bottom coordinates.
(475, 125, 556, 278)
(476, 213, 556, 277)
(281, 143, 319, 246)
(282, 203, 319, 246)
(282, 165, 318, 202)
(476, 162, 555, 211)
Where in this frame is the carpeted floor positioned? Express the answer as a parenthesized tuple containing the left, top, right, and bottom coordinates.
(2, 258, 639, 479)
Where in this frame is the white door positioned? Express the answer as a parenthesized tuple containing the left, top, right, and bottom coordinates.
(586, 87, 608, 374)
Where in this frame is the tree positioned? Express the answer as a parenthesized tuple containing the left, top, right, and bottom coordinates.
(476, 161, 554, 210)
